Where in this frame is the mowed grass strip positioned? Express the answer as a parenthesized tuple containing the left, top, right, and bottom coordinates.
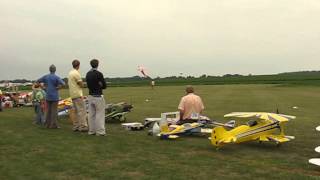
(0, 85, 320, 180)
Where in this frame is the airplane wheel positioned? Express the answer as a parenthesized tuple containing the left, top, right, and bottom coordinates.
(259, 141, 262, 144)
(276, 143, 281, 147)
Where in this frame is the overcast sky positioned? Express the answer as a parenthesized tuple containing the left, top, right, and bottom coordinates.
(1, 0, 320, 80)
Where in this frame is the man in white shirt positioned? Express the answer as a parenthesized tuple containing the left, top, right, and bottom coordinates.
(177, 85, 205, 125)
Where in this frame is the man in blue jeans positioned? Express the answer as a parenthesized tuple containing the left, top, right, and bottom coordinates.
(38, 65, 65, 129)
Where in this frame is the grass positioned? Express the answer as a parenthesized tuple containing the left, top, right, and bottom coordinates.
(1, 84, 320, 179)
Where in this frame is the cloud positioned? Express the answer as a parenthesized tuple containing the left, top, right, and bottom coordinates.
(0, 0, 320, 79)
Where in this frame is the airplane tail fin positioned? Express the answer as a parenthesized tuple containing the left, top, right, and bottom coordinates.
(225, 120, 236, 128)
(159, 120, 170, 133)
(211, 126, 228, 147)
(160, 124, 170, 133)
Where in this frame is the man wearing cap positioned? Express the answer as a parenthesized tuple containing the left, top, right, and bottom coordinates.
(38, 65, 65, 129)
(86, 59, 107, 136)
(68, 60, 88, 132)
(177, 85, 205, 125)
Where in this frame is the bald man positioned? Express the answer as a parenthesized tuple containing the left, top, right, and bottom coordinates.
(177, 86, 205, 125)
(37, 65, 65, 129)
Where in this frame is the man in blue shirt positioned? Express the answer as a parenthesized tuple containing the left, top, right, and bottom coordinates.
(38, 65, 65, 129)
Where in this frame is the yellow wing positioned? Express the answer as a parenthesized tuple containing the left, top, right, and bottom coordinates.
(259, 135, 293, 143)
(224, 112, 295, 122)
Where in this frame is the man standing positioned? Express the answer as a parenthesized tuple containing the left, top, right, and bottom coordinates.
(38, 65, 65, 129)
(0, 89, 3, 112)
(86, 59, 107, 136)
(68, 60, 88, 132)
(32, 83, 46, 125)
(177, 85, 205, 125)
(151, 80, 155, 90)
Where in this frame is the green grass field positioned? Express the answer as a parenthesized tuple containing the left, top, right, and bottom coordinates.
(1, 85, 320, 179)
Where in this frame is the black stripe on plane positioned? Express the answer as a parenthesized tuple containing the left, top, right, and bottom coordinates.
(239, 124, 280, 138)
(237, 126, 280, 139)
(236, 122, 279, 137)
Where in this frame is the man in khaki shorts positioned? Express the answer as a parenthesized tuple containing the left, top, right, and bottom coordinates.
(68, 60, 88, 132)
(177, 85, 205, 125)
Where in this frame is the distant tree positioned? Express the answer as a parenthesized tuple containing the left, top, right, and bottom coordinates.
(200, 74, 207, 78)
(223, 74, 232, 77)
(223, 74, 243, 77)
(12, 79, 30, 83)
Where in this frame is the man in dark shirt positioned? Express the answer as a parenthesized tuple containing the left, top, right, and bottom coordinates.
(86, 59, 107, 136)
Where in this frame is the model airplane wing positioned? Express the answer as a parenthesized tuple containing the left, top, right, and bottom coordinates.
(157, 134, 180, 139)
(160, 123, 203, 139)
(224, 112, 295, 122)
(218, 136, 237, 144)
(261, 135, 293, 143)
(309, 158, 320, 166)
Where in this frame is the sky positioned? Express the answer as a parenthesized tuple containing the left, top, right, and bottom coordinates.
(0, 0, 320, 80)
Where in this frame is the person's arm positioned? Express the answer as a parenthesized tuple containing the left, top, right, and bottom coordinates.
(31, 91, 36, 101)
(37, 76, 45, 83)
(85, 73, 88, 83)
(179, 111, 184, 121)
(32, 83, 36, 90)
(77, 81, 84, 88)
(74, 72, 84, 88)
(178, 98, 185, 120)
(99, 72, 107, 89)
(56, 77, 65, 89)
(199, 97, 205, 113)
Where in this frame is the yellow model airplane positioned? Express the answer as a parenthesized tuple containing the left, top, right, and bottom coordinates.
(210, 112, 295, 148)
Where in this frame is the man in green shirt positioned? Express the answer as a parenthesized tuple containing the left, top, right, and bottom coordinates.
(32, 83, 46, 125)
